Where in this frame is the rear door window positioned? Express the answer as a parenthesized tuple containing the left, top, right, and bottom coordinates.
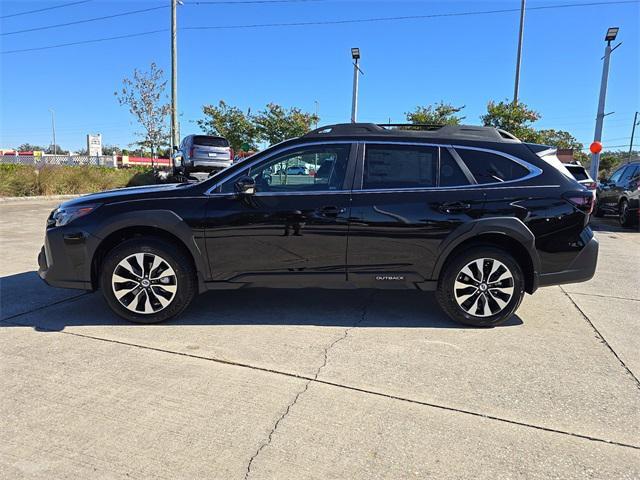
(456, 148, 529, 183)
(363, 144, 436, 189)
(193, 136, 229, 148)
(439, 149, 470, 186)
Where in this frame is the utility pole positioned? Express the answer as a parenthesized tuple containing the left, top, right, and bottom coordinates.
(170, 0, 179, 151)
(350, 48, 361, 123)
(513, 0, 526, 105)
(628, 111, 639, 163)
(49, 108, 57, 155)
(590, 27, 621, 180)
(314, 100, 319, 128)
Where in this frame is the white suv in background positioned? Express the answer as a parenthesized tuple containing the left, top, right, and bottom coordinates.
(178, 135, 233, 174)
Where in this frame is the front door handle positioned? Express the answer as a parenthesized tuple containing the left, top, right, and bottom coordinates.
(439, 202, 471, 214)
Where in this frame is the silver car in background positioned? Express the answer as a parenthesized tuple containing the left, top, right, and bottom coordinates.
(178, 135, 233, 173)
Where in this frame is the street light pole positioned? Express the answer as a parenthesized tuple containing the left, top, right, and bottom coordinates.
(49, 108, 57, 156)
(590, 27, 620, 180)
(628, 111, 639, 163)
(171, 0, 179, 151)
(513, 0, 526, 105)
(350, 48, 361, 123)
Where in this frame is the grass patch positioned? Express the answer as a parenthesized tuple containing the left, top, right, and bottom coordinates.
(0, 164, 163, 197)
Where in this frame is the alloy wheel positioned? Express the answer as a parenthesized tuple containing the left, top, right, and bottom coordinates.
(454, 258, 514, 318)
(111, 253, 178, 314)
(620, 202, 628, 225)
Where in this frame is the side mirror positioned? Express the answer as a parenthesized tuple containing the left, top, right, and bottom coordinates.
(235, 176, 256, 195)
(173, 145, 179, 152)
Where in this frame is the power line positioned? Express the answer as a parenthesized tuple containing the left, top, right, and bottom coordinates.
(184, 0, 639, 30)
(2, 6, 168, 36)
(187, 0, 323, 3)
(2, 0, 638, 54)
(2, 30, 166, 55)
(0, 0, 93, 19)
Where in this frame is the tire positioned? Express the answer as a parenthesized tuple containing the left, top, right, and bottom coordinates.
(100, 237, 197, 324)
(436, 246, 525, 327)
(593, 198, 605, 217)
(618, 199, 634, 228)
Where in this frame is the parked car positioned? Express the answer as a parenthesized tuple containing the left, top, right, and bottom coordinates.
(594, 160, 640, 228)
(176, 135, 233, 174)
(38, 123, 598, 327)
(565, 163, 597, 198)
(285, 165, 308, 175)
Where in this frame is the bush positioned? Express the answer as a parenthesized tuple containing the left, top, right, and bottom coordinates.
(0, 164, 163, 197)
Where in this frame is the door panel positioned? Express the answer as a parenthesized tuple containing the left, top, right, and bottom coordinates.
(203, 142, 355, 283)
(346, 143, 484, 286)
(204, 193, 351, 281)
(347, 189, 484, 285)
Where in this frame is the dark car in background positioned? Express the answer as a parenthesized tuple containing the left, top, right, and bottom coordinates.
(595, 161, 640, 228)
(38, 123, 598, 327)
(565, 163, 597, 198)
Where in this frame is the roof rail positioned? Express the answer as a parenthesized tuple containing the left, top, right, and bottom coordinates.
(303, 123, 520, 142)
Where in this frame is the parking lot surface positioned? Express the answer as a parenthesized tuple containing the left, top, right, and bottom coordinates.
(1, 198, 639, 479)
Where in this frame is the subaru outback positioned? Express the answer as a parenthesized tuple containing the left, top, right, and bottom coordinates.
(38, 123, 598, 327)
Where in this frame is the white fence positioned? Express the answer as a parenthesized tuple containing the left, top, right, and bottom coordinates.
(0, 155, 117, 168)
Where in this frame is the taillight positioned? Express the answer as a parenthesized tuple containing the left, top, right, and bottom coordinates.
(585, 182, 597, 190)
(563, 192, 594, 214)
(229, 148, 234, 162)
(189, 147, 194, 158)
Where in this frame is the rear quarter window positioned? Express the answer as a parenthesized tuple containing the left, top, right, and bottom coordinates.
(566, 166, 589, 181)
(193, 136, 229, 148)
(456, 148, 529, 183)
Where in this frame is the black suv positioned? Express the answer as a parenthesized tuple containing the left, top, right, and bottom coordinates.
(594, 160, 640, 228)
(38, 123, 598, 327)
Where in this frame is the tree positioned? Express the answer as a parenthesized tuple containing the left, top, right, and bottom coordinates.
(405, 102, 464, 125)
(254, 103, 319, 146)
(480, 100, 541, 141)
(17, 143, 46, 152)
(197, 100, 257, 151)
(45, 144, 69, 155)
(115, 62, 170, 158)
(101, 144, 123, 155)
(536, 129, 583, 151)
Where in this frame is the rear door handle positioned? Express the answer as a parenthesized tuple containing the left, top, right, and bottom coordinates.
(319, 206, 346, 217)
(439, 202, 471, 214)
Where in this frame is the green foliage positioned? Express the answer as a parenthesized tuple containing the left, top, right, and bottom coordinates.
(481, 100, 583, 154)
(0, 165, 158, 197)
(197, 100, 257, 151)
(16, 143, 46, 152)
(481, 100, 540, 141)
(253, 103, 319, 146)
(405, 102, 464, 125)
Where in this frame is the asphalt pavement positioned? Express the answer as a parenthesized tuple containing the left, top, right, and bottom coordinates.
(1, 198, 639, 479)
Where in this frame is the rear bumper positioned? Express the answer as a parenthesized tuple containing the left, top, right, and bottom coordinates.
(537, 234, 599, 288)
(190, 158, 232, 169)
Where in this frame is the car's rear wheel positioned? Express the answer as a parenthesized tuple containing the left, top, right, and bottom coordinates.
(436, 247, 525, 327)
(100, 237, 196, 324)
(593, 198, 605, 217)
(619, 199, 634, 228)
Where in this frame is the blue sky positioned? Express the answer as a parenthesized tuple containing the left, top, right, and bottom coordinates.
(1, 0, 638, 152)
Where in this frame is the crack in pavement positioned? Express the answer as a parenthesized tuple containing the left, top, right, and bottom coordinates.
(2, 293, 639, 452)
(243, 292, 374, 480)
(560, 286, 640, 389)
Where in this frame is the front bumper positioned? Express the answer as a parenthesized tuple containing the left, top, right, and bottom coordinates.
(38, 228, 95, 291)
(538, 234, 599, 287)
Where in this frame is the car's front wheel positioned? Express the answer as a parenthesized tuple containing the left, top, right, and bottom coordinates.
(100, 237, 197, 324)
(436, 247, 525, 327)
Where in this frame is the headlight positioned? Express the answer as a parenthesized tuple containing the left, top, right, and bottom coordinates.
(52, 204, 100, 227)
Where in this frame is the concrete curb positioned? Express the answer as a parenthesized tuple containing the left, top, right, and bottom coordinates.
(0, 194, 80, 202)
